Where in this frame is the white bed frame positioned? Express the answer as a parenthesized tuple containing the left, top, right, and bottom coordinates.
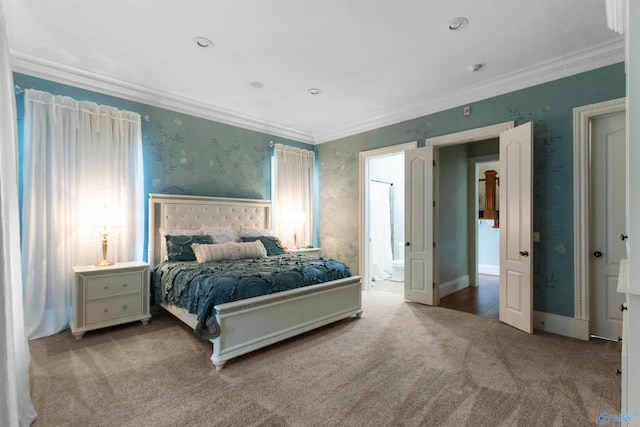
(148, 193, 362, 370)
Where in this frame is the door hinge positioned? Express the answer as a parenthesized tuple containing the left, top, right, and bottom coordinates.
(433, 160, 436, 167)
(433, 241, 436, 248)
(433, 200, 436, 208)
(433, 282, 435, 289)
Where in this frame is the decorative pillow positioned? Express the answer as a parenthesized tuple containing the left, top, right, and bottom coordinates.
(165, 235, 213, 262)
(200, 226, 240, 244)
(159, 228, 203, 261)
(191, 241, 267, 262)
(239, 225, 272, 238)
(241, 236, 286, 256)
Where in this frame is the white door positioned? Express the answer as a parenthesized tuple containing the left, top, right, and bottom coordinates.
(590, 112, 626, 340)
(404, 146, 434, 304)
(499, 122, 533, 333)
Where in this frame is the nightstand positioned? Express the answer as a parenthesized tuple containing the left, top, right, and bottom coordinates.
(71, 261, 151, 340)
(287, 247, 322, 259)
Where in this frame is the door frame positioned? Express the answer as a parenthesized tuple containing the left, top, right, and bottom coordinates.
(573, 97, 626, 338)
(359, 141, 417, 290)
(426, 121, 514, 305)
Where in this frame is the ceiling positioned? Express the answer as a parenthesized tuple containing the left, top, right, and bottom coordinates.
(2, 0, 625, 144)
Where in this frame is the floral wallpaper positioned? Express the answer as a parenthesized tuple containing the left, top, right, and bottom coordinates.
(13, 63, 625, 317)
(144, 112, 273, 199)
(318, 63, 625, 317)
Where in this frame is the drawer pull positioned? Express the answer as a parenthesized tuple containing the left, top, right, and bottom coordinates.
(122, 305, 128, 310)
(104, 286, 109, 290)
(123, 283, 127, 287)
(104, 308, 108, 313)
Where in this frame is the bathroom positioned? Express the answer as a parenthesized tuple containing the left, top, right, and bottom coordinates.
(368, 153, 405, 292)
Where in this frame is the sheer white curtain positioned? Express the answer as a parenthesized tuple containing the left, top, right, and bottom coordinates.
(21, 89, 144, 340)
(369, 181, 393, 281)
(0, 5, 37, 426)
(272, 144, 314, 248)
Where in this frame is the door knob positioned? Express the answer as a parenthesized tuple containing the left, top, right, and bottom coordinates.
(594, 251, 602, 258)
(405, 242, 410, 246)
(621, 234, 628, 241)
(519, 251, 529, 257)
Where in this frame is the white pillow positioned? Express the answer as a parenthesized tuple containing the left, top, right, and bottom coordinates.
(239, 225, 272, 238)
(191, 241, 267, 262)
(200, 226, 240, 244)
(159, 228, 202, 261)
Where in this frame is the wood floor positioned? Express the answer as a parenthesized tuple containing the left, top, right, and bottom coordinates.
(370, 274, 499, 318)
(439, 274, 499, 318)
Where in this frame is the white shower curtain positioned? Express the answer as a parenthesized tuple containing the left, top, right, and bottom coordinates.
(21, 90, 144, 340)
(369, 181, 393, 281)
(0, 4, 37, 425)
(272, 144, 314, 248)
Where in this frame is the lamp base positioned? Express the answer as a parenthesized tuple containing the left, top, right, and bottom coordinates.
(96, 232, 114, 267)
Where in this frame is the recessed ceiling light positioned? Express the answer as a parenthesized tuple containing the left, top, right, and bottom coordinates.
(308, 88, 322, 95)
(448, 17, 468, 31)
(193, 36, 213, 48)
(250, 81, 264, 89)
(468, 63, 485, 72)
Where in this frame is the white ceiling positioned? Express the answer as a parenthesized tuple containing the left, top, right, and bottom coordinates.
(3, 0, 625, 144)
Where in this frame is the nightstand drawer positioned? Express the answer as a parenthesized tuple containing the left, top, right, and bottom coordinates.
(85, 272, 142, 300)
(86, 294, 142, 324)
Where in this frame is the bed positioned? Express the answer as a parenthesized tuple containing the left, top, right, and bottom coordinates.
(148, 193, 363, 370)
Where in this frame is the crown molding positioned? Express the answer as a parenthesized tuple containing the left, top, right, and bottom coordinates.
(11, 36, 624, 146)
(10, 51, 316, 144)
(314, 38, 626, 144)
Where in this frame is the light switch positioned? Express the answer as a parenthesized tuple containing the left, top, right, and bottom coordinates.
(533, 232, 540, 242)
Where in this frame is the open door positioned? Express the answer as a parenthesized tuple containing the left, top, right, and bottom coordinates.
(499, 122, 533, 333)
(404, 146, 434, 304)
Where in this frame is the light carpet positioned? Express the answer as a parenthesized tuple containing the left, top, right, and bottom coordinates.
(28, 290, 620, 426)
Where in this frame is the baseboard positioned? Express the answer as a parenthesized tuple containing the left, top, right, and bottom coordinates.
(533, 311, 590, 341)
(439, 275, 470, 298)
(478, 264, 500, 276)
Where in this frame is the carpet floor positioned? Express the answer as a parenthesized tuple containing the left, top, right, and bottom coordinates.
(28, 290, 621, 426)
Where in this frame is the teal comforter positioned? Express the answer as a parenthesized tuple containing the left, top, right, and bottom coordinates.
(151, 254, 352, 339)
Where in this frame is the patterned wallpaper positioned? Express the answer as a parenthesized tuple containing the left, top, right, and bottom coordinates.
(318, 63, 625, 317)
(143, 111, 273, 199)
(14, 63, 625, 317)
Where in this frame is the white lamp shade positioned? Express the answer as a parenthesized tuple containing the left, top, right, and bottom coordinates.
(80, 205, 125, 228)
(289, 210, 306, 225)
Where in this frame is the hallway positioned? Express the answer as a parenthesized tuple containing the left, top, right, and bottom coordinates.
(439, 274, 499, 319)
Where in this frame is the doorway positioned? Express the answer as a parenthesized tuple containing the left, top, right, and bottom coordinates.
(368, 153, 405, 295)
(359, 141, 417, 292)
(437, 149, 501, 318)
(405, 120, 534, 333)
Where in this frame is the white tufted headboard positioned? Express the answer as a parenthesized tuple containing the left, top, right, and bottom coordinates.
(148, 193, 271, 267)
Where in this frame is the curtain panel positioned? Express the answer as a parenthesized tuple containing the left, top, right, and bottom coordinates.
(272, 144, 315, 249)
(0, 4, 37, 425)
(21, 90, 144, 340)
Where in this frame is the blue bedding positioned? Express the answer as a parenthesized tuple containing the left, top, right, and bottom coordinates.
(151, 254, 352, 339)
